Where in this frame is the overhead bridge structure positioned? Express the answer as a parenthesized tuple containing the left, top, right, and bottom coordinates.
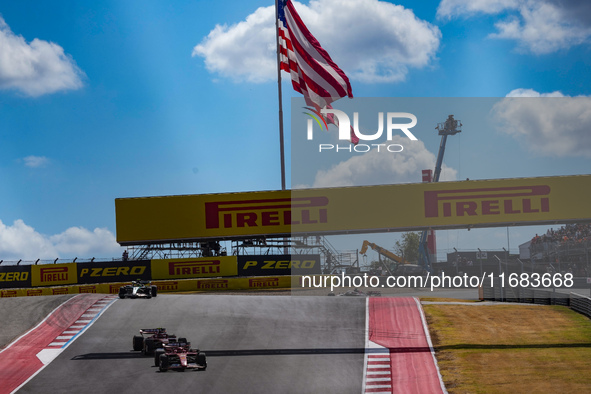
(115, 174, 591, 263)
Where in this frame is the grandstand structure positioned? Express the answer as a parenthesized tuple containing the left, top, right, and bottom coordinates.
(523, 223, 591, 276)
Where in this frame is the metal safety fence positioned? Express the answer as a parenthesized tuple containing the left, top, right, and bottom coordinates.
(482, 285, 591, 319)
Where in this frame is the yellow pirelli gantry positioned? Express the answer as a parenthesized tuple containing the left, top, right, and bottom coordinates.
(115, 174, 591, 245)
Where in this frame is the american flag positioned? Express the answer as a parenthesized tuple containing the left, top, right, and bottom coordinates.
(277, 0, 357, 143)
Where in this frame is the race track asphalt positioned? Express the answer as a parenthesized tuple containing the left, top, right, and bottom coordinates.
(0, 294, 76, 349)
(17, 294, 367, 394)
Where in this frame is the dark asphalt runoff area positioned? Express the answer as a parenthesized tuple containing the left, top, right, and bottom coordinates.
(0, 294, 76, 349)
(17, 294, 367, 394)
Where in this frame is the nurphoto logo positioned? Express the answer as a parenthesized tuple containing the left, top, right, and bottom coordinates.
(304, 107, 418, 153)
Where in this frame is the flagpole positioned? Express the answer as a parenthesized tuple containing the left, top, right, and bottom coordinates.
(275, 0, 289, 256)
(275, 0, 286, 191)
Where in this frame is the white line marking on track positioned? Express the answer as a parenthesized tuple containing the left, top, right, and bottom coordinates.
(414, 297, 448, 394)
(15, 296, 118, 394)
(366, 377, 392, 382)
(47, 342, 67, 347)
(36, 349, 62, 365)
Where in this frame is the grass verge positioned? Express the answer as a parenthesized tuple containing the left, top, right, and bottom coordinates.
(423, 304, 591, 393)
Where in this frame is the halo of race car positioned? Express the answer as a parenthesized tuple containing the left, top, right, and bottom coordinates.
(132, 328, 207, 372)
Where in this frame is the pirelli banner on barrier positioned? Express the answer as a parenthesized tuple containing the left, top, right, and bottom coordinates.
(238, 254, 321, 276)
(77, 260, 151, 284)
(115, 175, 591, 244)
(0, 265, 31, 289)
(151, 256, 238, 280)
(31, 263, 77, 287)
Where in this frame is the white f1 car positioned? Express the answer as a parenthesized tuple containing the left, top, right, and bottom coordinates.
(119, 280, 158, 299)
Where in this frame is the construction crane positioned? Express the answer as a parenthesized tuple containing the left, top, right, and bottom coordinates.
(360, 240, 407, 276)
(419, 115, 462, 273)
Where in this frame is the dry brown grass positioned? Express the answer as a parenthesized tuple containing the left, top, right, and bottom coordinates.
(423, 304, 591, 393)
(420, 297, 479, 303)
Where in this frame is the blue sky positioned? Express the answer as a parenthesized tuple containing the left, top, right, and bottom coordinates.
(0, 0, 590, 261)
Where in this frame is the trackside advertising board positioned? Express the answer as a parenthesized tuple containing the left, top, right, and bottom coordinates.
(77, 260, 151, 284)
(0, 276, 298, 297)
(237, 254, 321, 276)
(115, 175, 591, 244)
(151, 256, 238, 280)
(0, 266, 31, 289)
(31, 263, 77, 287)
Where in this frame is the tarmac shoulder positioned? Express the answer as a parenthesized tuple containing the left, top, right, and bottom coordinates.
(0, 294, 77, 349)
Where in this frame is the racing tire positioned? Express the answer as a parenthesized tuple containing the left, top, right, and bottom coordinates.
(197, 352, 207, 371)
(133, 335, 144, 351)
(159, 354, 169, 372)
(151, 285, 158, 297)
(178, 337, 187, 345)
(154, 349, 165, 367)
(118, 287, 126, 299)
(144, 339, 155, 355)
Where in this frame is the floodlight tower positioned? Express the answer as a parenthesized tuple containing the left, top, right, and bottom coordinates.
(419, 115, 462, 272)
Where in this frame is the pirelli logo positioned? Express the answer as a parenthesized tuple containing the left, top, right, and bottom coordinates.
(40, 267, 69, 283)
(154, 281, 178, 291)
(1, 290, 18, 297)
(204, 197, 328, 230)
(168, 260, 220, 276)
(27, 289, 43, 296)
(249, 278, 280, 288)
(109, 284, 121, 294)
(52, 288, 69, 295)
(79, 285, 97, 293)
(197, 279, 229, 290)
(424, 185, 550, 218)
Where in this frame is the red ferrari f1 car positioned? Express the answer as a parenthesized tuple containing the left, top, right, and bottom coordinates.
(133, 328, 181, 356)
(154, 340, 207, 372)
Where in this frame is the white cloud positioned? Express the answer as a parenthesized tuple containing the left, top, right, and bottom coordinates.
(50, 227, 122, 258)
(491, 89, 591, 157)
(0, 219, 123, 261)
(23, 155, 49, 168)
(309, 136, 457, 187)
(193, 0, 440, 83)
(437, 0, 591, 54)
(505, 88, 564, 97)
(0, 219, 56, 260)
(0, 16, 85, 96)
(437, 0, 519, 18)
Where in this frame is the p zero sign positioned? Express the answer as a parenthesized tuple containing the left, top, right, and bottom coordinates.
(238, 255, 321, 276)
(0, 265, 31, 289)
(77, 260, 151, 284)
(116, 175, 591, 243)
(151, 256, 238, 280)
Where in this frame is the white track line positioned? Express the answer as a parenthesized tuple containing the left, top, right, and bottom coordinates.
(11, 296, 118, 394)
(413, 297, 448, 394)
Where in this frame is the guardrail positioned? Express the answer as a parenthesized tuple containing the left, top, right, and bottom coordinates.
(570, 294, 591, 319)
(482, 285, 591, 319)
(0, 258, 123, 266)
